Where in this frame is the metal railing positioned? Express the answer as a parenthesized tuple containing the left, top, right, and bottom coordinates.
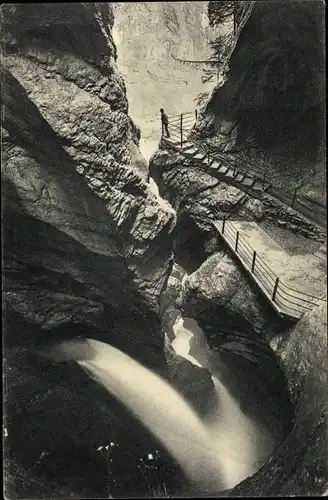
(215, 219, 324, 319)
(161, 110, 326, 229)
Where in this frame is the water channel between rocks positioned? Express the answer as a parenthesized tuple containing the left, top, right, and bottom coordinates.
(109, 11, 287, 489)
(170, 312, 285, 490)
(143, 139, 287, 492)
(47, 305, 287, 495)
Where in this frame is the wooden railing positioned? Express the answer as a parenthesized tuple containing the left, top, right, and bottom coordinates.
(214, 219, 323, 320)
(162, 111, 326, 229)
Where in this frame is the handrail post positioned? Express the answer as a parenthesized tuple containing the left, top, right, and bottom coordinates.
(235, 231, 240, 252)
(251, 251, 256, 273)
(195, 109, 198, 121)
(180, 114, 183, 149)
(222, 218, 226, 234)
(272, 277, 279, 302)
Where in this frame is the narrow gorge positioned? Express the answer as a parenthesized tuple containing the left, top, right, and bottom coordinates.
(2, 2, 327, 499)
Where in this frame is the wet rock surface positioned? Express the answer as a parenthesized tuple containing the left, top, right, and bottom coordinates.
(149, 148, 248, 270)
(164, 337, 215, 417)
(1, 2, 178, 364)
(1, 4, 176, 314)
(151, 0, 326, 495)
(232, 303, 328, 497)
(176, 249, 326, 496)
(1, 3, 179, 497)
(2, 1, 326, 497)
(181, 251, 272, 336)
(202, 1, 325, 191)
(261, 195, 326, 242)
(4, 344, 193, 498)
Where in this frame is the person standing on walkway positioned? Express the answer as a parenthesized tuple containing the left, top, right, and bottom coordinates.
(160, 108, 170, 138)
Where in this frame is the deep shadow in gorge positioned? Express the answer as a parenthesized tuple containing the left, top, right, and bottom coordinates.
(2, 0, 326, 498)
(205, 0, 325, 177)
(173, 213, 208, 274)
(164, 307, 295, 493)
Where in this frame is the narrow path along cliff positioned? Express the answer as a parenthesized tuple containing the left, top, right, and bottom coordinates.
(2, 1, 326, 499)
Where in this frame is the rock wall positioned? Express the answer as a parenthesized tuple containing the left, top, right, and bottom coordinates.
(149, 0, 326, 257)
(178, 250, 327, 496)
(149, 0, 327, 496)
(201, 0, 325, 200)
(1, 3, 178, 497)
(112, 2, 216, 160)
(1, 3, 176, 320)
(233, 302, 328, 496)
(149, 147, 247, 271)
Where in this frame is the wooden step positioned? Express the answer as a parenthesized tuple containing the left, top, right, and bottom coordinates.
(209, 161, 222, 170)
(202, 156, 212, 166)
(182, 142, 196, 151)
(192, 152, 207, 161)
(224, 168, 236, 179)
(218, 164, 229, 174)
(183, 145, 198, 153)
(242, 177, 256, 187)
(162, 138, 181, 147)
(235, 173, 246, 183)
(183, 149, 199, 158)
(252, 181, 265, 192)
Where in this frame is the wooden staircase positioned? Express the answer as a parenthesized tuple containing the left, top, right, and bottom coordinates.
(164, 138, 271, 199)
(162, 135, 326, 230)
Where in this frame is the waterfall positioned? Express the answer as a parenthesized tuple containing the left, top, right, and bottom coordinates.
(43, 315, 283, 493)
(44, 338, 227, 493)
(171, 315, 282, 489)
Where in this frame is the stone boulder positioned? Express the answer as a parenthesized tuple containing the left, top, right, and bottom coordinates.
(181, 251, 273, 336)
(164, 335, 215, 417)
(1, 2, 176, 325)
(176, 247, 327, 496)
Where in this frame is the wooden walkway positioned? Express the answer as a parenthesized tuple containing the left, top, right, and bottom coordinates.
(159, 112, 326, 320)
(161, 112, 327, 230)
(212, 220, 325, 321)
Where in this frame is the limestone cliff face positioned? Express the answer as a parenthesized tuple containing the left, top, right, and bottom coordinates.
(200, 0, 325, 202)
(149, 148, 247, 271)
(233, 302, 328, 497)
(1, 2, 176, 352)
(150, 1, 326, 496)
(112, 2, 216, 160)
(1, 3, 177, 497)
(149, 0, 325, 265)
(112, 1, 214, 109)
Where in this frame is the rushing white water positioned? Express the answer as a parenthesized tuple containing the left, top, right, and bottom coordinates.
(44, 312, 282, 493)
(44, 338, 227, 493)
(172, 315, 281, 489)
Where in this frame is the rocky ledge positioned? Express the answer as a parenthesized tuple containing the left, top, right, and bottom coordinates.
(1, 3, 178, 497)
(178, 250, 327, 496)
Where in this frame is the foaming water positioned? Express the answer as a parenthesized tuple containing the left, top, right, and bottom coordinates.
(45, 338, 227, 493)
(171, 315, 282, 489)
(43, 315, 283, 493)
